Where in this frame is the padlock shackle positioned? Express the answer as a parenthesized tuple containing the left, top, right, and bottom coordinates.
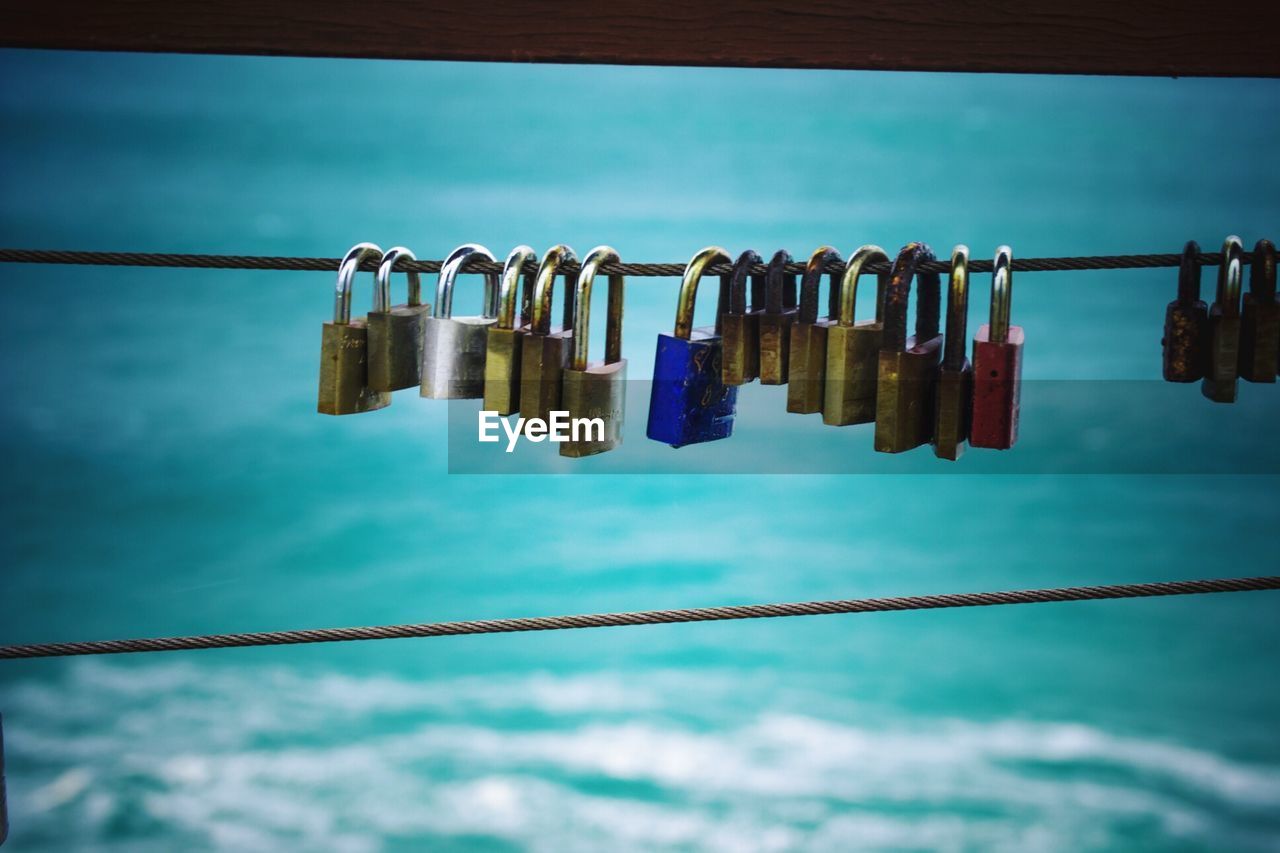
(333, 242, 383, 325)
(434, 243, 498, 320)
(674, 246, 732, 340)
(1215, 236, 1243, 317)
(1176, 240, 1203, 306)
(988, 245, 1014, 344)
(572, 245, 624, 370)
(496, 245, 538, 331)
(531, 244, 578, 336)
(882, 242, 941, 352)
(836, 244, 890, 328)
(765, 249, 797, 314)
(727, 250, 762, 316)
(1250, 238, 1276, 303)
(798, 246, 843, 325)
(943, 245, 970, 370)
(373, 246, 421, 313)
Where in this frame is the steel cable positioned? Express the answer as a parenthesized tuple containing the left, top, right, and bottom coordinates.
(1, 576, 1276, 660)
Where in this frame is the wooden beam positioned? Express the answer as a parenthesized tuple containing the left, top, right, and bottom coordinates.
(2, 0, 1277, 78)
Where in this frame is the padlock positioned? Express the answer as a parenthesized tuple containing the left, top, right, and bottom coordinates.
(1161, 241, 1207, 382)
(785, 246, 843, 414)
(1238, 238, 1278, 383)
(874, 242, 943, 453)
(520, 244, 578, 422)
(367, 246, 430, 393)
(824, 244, 890, 426)
(721, 250, 763, 386)
(758, 249, 799, 385)
(646, 246, 737, 447)
(1201, 235, 1244, 403)
(970, 246, 1025, 448)
(318, 242, 392, 415)
(420, 243, 500, 399)
(483, 245, 538, 415)
(561, 246, 626, 457)
(933, 245, 973, 461)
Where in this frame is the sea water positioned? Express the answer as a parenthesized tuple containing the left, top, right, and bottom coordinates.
(0, 50, 1278, 850)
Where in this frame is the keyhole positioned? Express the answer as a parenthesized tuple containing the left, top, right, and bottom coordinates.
(989, 369, 999, 378)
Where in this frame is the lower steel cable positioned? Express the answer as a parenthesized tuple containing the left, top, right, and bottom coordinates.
(1, 576, 1276, 660)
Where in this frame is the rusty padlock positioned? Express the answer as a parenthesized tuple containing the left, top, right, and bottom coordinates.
(721, 250, 763, 386)
(1162, 241, 1208, 382)
(483, 245, 538, 415)
(786, 246, 843, 415)
(1201, 236, 1243, 403)
(823, 244, 890, 426)
(970, 246, 1024, 449)
(759, 249, 799, 384)
(520, 244, 578, 422)
(1239, 238, 1278, 383)
(317, 242, 392, 415)
(933, 245, 973, 461)
(367, 246, 430, 393)
(874, 242, 943, 453)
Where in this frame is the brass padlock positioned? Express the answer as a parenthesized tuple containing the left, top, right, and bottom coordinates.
(367, 246, 430, 393)
(786, 246, 843, 415)
(561, 246, 627, 458)
(420, 243, 500, 399)
(1239, 238, 1278, 384)
(759, 249, 798, 385)
(520, 244, 578, 422)
(874, 242, 943, 453)
(483, 245, 538, 415)
(1202, 235, 1244, 403)
(1162, 241, 1208, 382)
(721, 250, 763, 386)
(318, 242, 392, 415)
(823, 244, 890, 426)
(933, 245, 973, 461)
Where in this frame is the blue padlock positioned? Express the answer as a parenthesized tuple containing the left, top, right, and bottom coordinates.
(646, 246, 739, 447)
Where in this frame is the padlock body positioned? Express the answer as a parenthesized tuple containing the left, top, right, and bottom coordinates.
(646, 329, 738, 447)
(367, 302, 430, 392)
(720, 311, 761, 386)
(874, 334, 943, 453)
(933, 361, 972, 461)
(420, 315, 495, 399)
(970, 324, 1024, 449)
(758, 308, 796, 385)
(483, 325, 525, 415)
(1238, 295, 1279, 383)
(1201, 306, 1240, 403)
(786, 320, 833, 414)
(520, 329, 573, 422)
(823, 321, 883, 427)
(318, 321, 391, 415)
(561, 359, 627, 458)
(1162, 299, 1207, 382)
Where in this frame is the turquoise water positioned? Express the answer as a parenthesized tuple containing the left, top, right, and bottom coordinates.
(1, 50, 1279, 850)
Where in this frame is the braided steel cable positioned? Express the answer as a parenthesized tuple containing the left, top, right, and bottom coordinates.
(1, 576, 1276, 660)
(0, 248, 1265, 277)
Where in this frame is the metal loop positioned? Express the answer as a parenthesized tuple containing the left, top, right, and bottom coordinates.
(1177, 240, 1202, 306)
(837, 244, 890, 328)
(798, 246, 843, 324)
(1215, 236, 1243, 316)
(496, 245, 537, 330)
(1250, 238, 1276, 303)
(728, 250, 762, 316)
(943, 245, 970, 370)
(572, 246, 624, 370)
(333, 242, 383, 324)
(882, 242, 941, 351)
(988, 245, 1014, 344)
(765, 249, 797, 313)
(435, 244, 498, 320)
(531, 245, 577, 336)
(373, 246, 421, 313)
(674, 246, 732, 340)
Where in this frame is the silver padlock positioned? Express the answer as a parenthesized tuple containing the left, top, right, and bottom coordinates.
(420, 243, 500, 399)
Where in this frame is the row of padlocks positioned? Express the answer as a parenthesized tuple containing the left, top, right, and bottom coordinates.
(317, 240, 1024, 460)
(1162, 236, 1278, 400)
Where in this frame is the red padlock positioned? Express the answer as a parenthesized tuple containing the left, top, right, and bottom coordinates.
(970, 246, 1023, 449)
